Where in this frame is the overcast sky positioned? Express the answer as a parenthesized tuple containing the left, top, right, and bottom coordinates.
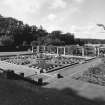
(0, 0, 105, 39)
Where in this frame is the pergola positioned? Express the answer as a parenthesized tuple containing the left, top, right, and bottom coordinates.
(32, 44, 105, 57)
(33, 45, 84, 56)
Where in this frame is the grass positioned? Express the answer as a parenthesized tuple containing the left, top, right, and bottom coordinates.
(72, 60, 105, 86)
(0, 77, 103, 105)
(0, 51, 32, 56)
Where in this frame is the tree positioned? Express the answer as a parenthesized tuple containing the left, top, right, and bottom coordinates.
(0, 35, 14, 46)
(97, 24, 105, 30)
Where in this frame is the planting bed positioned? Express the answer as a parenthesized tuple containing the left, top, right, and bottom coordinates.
(72, 58, 105, 86)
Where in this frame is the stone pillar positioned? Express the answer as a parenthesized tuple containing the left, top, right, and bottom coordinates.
(64, 47, 66, 55)
(57, 47, 59, 55)
(82, 47, 84, 56)
(94, 47, 97, 56)
(32, 46, 34, 53)
(97, 47, 100, 56)
(37, 46, 40, 53)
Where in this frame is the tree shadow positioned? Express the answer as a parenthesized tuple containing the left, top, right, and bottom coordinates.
(0, 77, 105, 105)
(93, 97, 105, 105)
(41, 87, 105, 105)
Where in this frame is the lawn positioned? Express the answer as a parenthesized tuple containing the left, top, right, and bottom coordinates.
(0, 77, 103, 105)
(0, 51, 32, 56)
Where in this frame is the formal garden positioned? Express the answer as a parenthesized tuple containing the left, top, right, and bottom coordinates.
(0, 53, 86, 73)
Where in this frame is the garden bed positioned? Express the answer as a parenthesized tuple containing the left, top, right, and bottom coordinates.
(72, 61, 105, 86)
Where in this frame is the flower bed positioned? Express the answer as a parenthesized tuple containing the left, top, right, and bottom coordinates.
(72, 63, 105, 86)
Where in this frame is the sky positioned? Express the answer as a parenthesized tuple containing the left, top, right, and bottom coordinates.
(0, 0, 105, 39)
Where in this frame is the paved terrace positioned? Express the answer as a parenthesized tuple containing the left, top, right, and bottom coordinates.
(0, 61, 40, 77)
(44, 53, 95, 60)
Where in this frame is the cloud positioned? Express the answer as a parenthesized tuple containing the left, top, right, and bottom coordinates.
(70, 24, 105, 39)
(42, 13, 65, 32)
(6, 0, 41, 12)
(46, 25, 62, 32)
(0, 0, 51, 24)
(47, 14, 57, 21)
(74, 0, 85, 3)
(0, 0, 81, 24)
(0, 0, 41, 19)
(50, 0, 67, 9)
